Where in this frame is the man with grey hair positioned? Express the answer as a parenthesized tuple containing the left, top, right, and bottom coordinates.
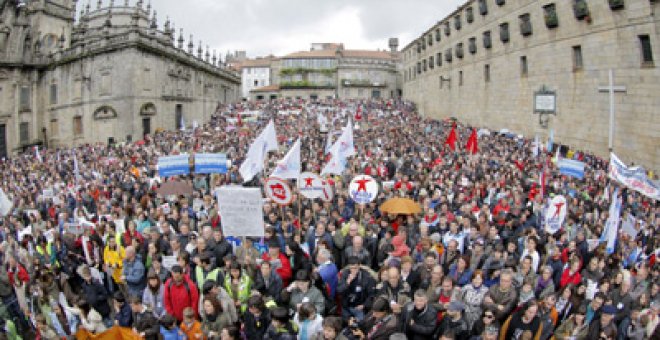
(316, 248, 338, 299)
(482, 269, 517, 322)
(400, 289, 438, 339)
(342, 235, 372, 268)
(122, 246, 145, 298)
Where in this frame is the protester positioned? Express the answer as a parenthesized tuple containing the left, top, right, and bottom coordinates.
(0, 98, 657, 339)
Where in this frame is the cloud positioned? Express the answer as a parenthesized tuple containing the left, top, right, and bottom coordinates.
(90, 0, 464, 57)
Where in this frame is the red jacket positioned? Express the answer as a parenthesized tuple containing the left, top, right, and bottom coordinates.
(7, 264, 29, 286)
(560, 268, 581, 288)
(163, 275, 199, 322)
(262, 252, 292, 286)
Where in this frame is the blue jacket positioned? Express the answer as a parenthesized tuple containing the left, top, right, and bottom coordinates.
(114, 303, 133, 327)
(318, 262, 338, 299)
(123, 258, 146, 297)
(160, 326, 186, 340)
(448, 265, 472, 287)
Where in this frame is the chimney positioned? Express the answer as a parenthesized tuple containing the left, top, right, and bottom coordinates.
(389, 38, 399, 53)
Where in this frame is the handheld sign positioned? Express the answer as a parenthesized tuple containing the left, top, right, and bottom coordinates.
(320, 179, 334, 202)
(545, 195, 567, 234)
(216, 186, 264, 237)
(298, 172, 325, 199)
(349, 175, 378, 204)
(265, 177, 293, 205)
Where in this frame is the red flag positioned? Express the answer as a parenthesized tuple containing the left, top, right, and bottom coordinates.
(355, 106, 362, 121)
(445, 124, 457, 151)
(237, 113, 242, 127)
(465, 128, 478, 154)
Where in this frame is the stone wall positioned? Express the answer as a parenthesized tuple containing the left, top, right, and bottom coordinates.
(402, 0, 660, 170)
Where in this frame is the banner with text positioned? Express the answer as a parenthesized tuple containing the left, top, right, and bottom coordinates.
(194, 153, 228, 174)
(609, 153, 659, 201)
(157, 154, 190, 177)
(216, 186, 264, 237)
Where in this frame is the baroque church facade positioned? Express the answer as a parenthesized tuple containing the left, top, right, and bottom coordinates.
(0, 0, 241, 158)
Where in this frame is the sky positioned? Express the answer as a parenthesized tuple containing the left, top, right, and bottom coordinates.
(91, 0, 465, 58)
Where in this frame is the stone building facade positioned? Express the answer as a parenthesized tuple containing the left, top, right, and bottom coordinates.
(402, 0, 659, 170)
(0, 0, 240, 158)
(250, 40, 401, 101)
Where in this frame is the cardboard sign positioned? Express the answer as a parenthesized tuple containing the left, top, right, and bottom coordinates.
(216, 186, 264, 237)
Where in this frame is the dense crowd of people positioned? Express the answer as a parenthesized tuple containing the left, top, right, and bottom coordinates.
(0, 98, 658, 340)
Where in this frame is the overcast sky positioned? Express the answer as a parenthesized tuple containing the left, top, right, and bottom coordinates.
(94, 0, 465, 58)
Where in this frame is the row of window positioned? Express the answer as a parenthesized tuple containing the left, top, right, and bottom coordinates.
(18, 117, 82, 144)
(406, 35, 654, 82)
(410, 0, 636, 60)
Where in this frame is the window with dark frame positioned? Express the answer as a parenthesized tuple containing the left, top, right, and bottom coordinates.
(19, 122, 29, 143)
(20, 86, 30, 110)
(459, 70, 464, 86)
(429, 56, 435, 69)
(483, 31, 492, 48)
(573, 45, 583, 70)
(484, 64, 491, 82)
(639, 35, 654, 64)
(437, 52, 442, 67)
(73, 116, 83, 136)
(50, 84, 57, 105)
(500, 23, 510, 43)
(519, 13, 532, 36)
(520, 56, 528, 76)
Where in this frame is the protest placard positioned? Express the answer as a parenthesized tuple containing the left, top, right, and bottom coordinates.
(216, 186, 264, 237)
(64, 222, 84, 235)
(161, 256, 177, 270)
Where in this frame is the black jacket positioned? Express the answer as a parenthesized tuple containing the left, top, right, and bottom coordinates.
(212, 237, 233, 268)
(336, 268, 376, 309)
(244, 309, 271, 340)
(253, 271, 283, 303)
(81, 279, 111, 318)
(400, 303, 438, 340)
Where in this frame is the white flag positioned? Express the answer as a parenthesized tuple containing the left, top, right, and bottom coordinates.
(238, 120, 279, 183)
(35, 146, 42, 163)
(532, 135, 539, 158)
(324, 131, 333, 155)
(0, 188, 13, 216)
(73, 154, 81, 180)
(271, 138, 301, 179)
(262, 119, 279, 153)
(239, 134, 266, 183)
(331, 120, 355, 159)
(600, 188, 622, 254)
(321, 151, 347, 176)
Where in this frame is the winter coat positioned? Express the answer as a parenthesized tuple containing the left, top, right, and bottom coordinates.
(163, 276, 200, 322)
(461, 284, 489, 328)
(201, 313, 232, 338)
(554, 318, 589, 340)
(123, 258, 146, 297)
(244, 309, 271, 340)
(103, 245, 125, 283)
(81, 279, 111, 318)
(159, 326, 186, 340)
(254, 271, 283, 303)
(400, 303, 438, 340)
(483, 284, 517, 322)
(290, 286, 325, 316)
(337, 268, 376, 309)
(142, 285, 167, 318)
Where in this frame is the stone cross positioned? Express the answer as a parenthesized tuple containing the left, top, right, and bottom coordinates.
(598, 69, 626, 152)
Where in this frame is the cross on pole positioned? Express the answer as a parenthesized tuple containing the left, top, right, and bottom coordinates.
(598, 69, 627, 152)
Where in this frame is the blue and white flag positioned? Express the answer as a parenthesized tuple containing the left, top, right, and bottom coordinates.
(271, 138, 301, 179)
(324, 131, 333, 155)
(558, 158, 585, 179)
(194, 153, 227, 174)
(158, 154, 190, 177)
(600, 188, 622, 254)
(532, 134, 540, 158)
(546, 129, 554, 153)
